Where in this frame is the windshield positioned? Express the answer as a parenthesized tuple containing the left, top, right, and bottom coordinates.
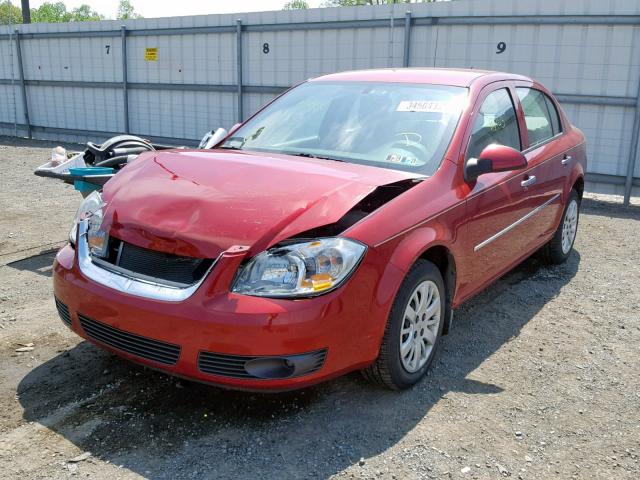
(221, 81, 467, 175)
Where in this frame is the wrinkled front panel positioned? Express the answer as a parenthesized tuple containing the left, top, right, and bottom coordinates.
(102, 150, 421, 258)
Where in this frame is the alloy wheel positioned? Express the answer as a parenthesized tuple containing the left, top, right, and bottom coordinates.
(399, 280, 441, 373)
(561, 199, 579, 254)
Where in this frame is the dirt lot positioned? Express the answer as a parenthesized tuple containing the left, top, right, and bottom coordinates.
(0, 136, 638, 479)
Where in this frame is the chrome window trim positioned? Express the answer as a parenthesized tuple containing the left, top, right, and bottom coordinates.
(474, 193, 560, 252)
(77, 220, 217, 301)
(522, 131, 564, 154)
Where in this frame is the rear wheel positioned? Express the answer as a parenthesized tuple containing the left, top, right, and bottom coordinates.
(540, 189, 580, 265)
(362, 260, 444, 390)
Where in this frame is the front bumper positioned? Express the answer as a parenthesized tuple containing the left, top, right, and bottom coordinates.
(53, 242, 399, 391)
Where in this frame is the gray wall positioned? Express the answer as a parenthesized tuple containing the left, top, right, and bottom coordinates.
(1, 0, 639, 202)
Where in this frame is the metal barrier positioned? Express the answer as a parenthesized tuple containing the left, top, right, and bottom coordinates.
(1, 11, 639, 204)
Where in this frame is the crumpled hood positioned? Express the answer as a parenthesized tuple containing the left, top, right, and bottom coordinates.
(101, 149, 421, 258)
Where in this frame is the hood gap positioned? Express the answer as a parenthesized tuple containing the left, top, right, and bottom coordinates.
(283, 178, 422, 240)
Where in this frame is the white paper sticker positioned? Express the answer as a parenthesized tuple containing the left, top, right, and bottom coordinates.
(396, 100, 452, 113)
(385, 153, 422, 166)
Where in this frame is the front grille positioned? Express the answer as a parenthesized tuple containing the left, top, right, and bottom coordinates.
(55, 297, 71, 326)
(198, 352, 255, 378)
(96, 238, 213, 287)
(79, 314, 181, 365)
(198, 349, 327, 379)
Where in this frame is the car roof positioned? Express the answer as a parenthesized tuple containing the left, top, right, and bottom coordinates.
(310, 68, 532, 88)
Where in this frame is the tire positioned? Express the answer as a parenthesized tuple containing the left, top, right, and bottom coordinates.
(539, 189, 580, 265)
(362, 259, 445, 390)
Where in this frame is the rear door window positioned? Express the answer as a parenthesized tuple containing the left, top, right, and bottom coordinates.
(544, 94, 562, 135)
(516, 88, 558, 147)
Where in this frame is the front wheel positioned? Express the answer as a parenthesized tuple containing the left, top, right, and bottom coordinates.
(540, 189, 580, 265)
(362, 260, 445, 390)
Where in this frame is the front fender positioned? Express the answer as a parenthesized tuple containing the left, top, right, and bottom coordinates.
(386, 223, 449, 274)
(372, 218, 461, 338)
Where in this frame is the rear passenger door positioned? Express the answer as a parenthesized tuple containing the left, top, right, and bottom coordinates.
(514, 86, 566, 246)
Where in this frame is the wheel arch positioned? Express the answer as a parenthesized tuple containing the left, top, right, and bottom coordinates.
(362, 240, 458, 388)
(417, 245, 457, 335)
(385, 223, 459, 336)
(572, 175, 585, 200)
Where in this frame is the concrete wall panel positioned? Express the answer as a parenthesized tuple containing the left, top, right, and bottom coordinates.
(1, 0, 639, 197)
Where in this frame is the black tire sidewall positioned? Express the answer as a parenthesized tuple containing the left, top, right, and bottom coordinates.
(385, 261, 445, 388)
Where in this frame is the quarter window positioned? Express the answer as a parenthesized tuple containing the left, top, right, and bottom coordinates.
(544, 94, 562, 135)
(466, 88, 521, 161)
(517, 88, 561, 147)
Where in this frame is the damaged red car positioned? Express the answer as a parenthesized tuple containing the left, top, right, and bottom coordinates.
(53, 68, 586, 390)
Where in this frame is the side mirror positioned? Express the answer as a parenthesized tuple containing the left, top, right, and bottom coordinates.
(198, 128, 228, 149)
(465, 144, 527, 182)
(228, 123, 242, 135)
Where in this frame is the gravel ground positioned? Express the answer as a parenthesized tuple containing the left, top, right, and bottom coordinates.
(0, 137, 639, 480)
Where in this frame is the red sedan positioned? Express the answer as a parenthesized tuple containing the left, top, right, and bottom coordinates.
(53, 68, 586, 391)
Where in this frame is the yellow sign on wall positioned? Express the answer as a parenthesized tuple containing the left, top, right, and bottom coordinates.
(144, 48, 158, 61)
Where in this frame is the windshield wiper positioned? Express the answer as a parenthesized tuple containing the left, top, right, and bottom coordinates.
(286, 152, 344, 162)
(218, 145, 243, 150)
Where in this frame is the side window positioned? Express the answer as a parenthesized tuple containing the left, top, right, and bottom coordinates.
(516, 88, 556, 147)
(466, 88, 521, 161)
(544, 94, 562, 135)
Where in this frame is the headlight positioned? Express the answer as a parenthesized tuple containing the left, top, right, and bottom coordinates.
(69, 191, 106, 256)
(232, 238, 366, 298)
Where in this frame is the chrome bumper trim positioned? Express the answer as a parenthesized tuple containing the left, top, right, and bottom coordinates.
(77, 220, 215, 301)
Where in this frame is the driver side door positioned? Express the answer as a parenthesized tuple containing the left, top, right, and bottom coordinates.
(457, 83, 534, 302)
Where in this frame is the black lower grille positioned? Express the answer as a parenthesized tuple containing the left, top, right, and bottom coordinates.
(55, 297, 71, 326)
(198, 349, 327, 379)
(96, 238, 213, 287)
(199, 352, 255, 378)
(79, 314, 181, 365)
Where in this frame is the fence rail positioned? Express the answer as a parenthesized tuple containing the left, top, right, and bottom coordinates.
(1, 4, 639, 204)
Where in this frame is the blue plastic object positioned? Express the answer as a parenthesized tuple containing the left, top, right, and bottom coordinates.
(74, 180, 100, 193)
(70, 167, 114, 193)
(69, 167, 113, 176)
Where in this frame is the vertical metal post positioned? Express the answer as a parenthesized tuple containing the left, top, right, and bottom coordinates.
(402, 11, 412, 68)
(14, 29, 31, 139)
(121, 25, 130, 134)
(236, 19, 243, 123)
(623, 84, 640, 205)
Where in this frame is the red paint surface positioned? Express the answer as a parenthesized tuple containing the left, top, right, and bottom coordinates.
(53, 69, 586, 390)
(479, 144, 527, 172)
(102, 150, 420, 258)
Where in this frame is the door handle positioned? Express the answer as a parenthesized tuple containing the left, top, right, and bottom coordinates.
(521, 175, 537, 187)
(561, 155, 572, 166)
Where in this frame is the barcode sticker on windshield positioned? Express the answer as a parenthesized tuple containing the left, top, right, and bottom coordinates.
(396, 101, 450, 113)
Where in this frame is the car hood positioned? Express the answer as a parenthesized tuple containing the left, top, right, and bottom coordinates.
(101, 149, 422, 259)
